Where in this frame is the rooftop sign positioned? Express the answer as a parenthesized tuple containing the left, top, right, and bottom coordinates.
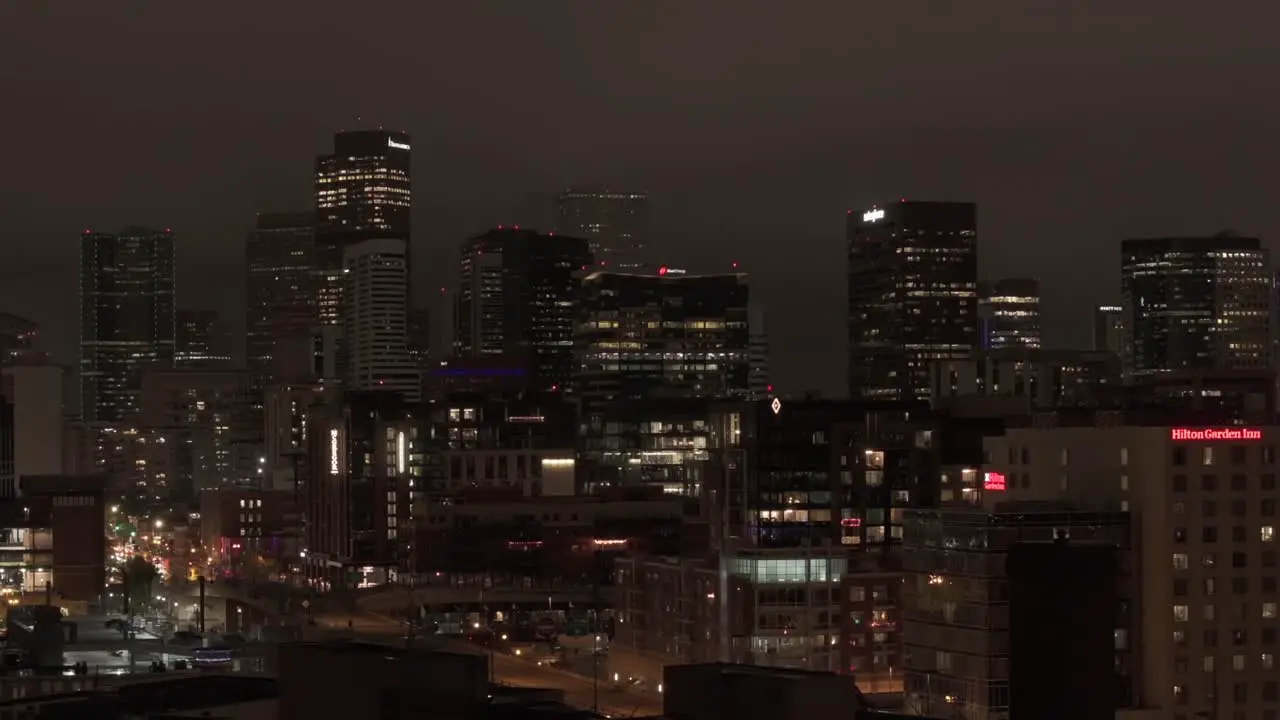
(863, 208, 885, 223)
(1171, 428, 1262, 441)
(387, 138, 410, 151)
(984, 472, 1007, 491)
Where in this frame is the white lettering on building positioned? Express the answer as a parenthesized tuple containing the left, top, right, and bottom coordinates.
(329, 429, 340, 475)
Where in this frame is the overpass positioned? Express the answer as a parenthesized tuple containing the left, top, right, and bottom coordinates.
(162, 580, 316, 618)
(355, 585, 603, 612)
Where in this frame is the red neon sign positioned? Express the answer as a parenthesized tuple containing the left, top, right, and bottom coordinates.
(841, 518, 862, 528)
(984, 472, 1007, 491)
(1171, 428, 1262, 441)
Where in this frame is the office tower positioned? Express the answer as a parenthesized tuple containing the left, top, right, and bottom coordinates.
(455, 228, 591, 391)
(1, 365, 65, 495)
(139, 367, 256, 500)
(555, 189, 648, 270)
(847, 201, 978, 400)
(245, 212, 317, 386)
(314, 130, 411, 324)
(343, 238, 419, 401)
(79, 227, 176, 423)
(1121, 235, 1271, 377)
(1093, 304, 1124, 353)
(175, 310, 232, 366)
(977, 277, 1041, 350)
(407, 308, 430, 368)
(0, 314, 40, 366)
(576, 269, 749, 406)
(748, 304, 771, 398)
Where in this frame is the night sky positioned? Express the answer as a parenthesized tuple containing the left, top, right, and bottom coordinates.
(3, 2, 1279, 396)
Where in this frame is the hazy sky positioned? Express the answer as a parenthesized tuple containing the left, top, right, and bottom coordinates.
(3, 1, 1279, 394)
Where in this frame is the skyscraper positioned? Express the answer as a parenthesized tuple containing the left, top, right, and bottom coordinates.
(748, 304, 771, 399)
(245, 212, 317, 385)
(175, 310, 232, 366)
(847, 201, 979, 400)
(555, 189, 648, 271)
(575, 269, 750, 406)
(315, 130, 411, 324)
(1121, 235, 1271, 377)
(454, 228, 591, 391)
(343, 238, 419, 401)
(0, 314, 40, 366)
(1092, 304, 1124, 354)
(977, 277, 1041, 350)
(79, 227, 176, 423)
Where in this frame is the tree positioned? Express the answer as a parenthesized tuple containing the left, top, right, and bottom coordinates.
(122, 556, 159, 613)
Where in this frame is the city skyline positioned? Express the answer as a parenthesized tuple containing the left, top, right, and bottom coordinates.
(6, 3, 1280, 395)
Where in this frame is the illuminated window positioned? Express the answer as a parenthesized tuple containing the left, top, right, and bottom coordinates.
(1264, 526, 1275, 542)
(1204, 656, 1216, 672)
(1264, 654, 1275, 670)
(1174, 553, 1189, 570)
(1120, 447, 1129, 466)
(1233, 654, 1245, 671)
(1205, 605, 1216, 621)
(1262, 603, 1276, 618)
(1174, 605, 1189, 622)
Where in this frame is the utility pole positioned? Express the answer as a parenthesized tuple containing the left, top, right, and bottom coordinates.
(198, 575, 206, 634)
(592, 548, 602, 714)
(121, 569, 136, 674)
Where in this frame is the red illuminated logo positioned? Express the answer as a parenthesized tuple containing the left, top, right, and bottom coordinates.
(1170, 428, 1262, 441)
(984, 472, 1007, 491)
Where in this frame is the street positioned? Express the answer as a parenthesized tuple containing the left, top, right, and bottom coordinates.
(311, 611, 663, 717)
(491, 651, 663, 717)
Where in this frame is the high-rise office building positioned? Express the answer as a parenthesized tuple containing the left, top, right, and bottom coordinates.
(1093, 304, 1124, 354)
(343, 238, 419, 401)
(245, 212, 317, 385)
(0, 314, 40, 366)
(1, 365, 65, 495)
(847, 201, 979, 400)
(748, 304, 771, 399)
(555, 189, 648, 271)
(315, 130, 411, 324)
(575, 269, 750, 406)
(79, 227, 176, 423)
(407, 308, 430, 371)
(454, 228, 591, 391)
(1121, 235, 1271, 377)
(175, 310, 232, 366)
(978, 277, 1041, 350)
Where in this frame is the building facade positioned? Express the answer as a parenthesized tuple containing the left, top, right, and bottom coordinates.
(343, 238, 419, 402)
(982, 422, 1280, 719)
(977, 278, 1041, 350)
(1094, 304, 1124, 354)
(555, 189, 648, 271)
(245, 212, 316, 386)
(175, 310, 232, 366)
(847, 201, 979, 401)
(575, 271, 750, 407)
(314, 130, 411, 325)
(453, 228, 591, 392)
(79, 227, 176, 423)
(1122, 236, 1271, 377)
